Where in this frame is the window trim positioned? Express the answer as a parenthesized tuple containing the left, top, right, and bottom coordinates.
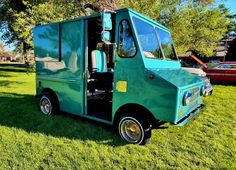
(155, 27, 179, 61)
(153, 27, 164, 59)
(117, 19, 137, 58)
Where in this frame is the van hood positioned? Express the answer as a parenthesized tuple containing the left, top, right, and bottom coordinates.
(149, 68, 204, 89)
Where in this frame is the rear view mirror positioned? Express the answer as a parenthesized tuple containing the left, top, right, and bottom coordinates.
(102, 12, 112, 30)
(101, 31, 111, 42)
(101, 10, 115, 43)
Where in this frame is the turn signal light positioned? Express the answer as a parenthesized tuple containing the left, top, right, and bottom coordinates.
(148, 74, 155, 79)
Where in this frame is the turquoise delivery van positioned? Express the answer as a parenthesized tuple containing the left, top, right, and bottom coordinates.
(33, 8, 206, 145)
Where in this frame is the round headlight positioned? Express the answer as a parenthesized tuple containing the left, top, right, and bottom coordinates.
(200, 85, 206, 96)
(183, 91, 192, 106)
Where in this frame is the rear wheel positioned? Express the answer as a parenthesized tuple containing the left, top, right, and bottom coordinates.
(118, 114, 151, 145)
(40, 94, 58, 115)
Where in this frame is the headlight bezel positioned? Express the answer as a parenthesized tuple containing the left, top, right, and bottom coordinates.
(183, 91, 192, 106)
(200, 85, 206, 96)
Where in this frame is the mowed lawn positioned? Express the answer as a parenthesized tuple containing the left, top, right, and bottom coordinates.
(0, 67, 235, 169)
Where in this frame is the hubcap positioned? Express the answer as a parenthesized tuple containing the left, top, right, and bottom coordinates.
(40, 97, 52, 115)
(120, 119, 142, 143)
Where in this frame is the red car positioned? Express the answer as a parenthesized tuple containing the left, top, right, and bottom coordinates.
(190, 55, 236, 83)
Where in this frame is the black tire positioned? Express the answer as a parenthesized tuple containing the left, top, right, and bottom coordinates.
(118, 113, 151, 145)
(39, 94, 59, 115)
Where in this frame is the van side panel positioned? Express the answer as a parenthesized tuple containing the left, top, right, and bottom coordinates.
(33, 20, 85, 116)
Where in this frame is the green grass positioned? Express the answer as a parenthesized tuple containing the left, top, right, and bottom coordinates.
(0, 67, 236, 169)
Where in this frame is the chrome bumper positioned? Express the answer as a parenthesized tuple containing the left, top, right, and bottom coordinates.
(173, 104, 204, 126)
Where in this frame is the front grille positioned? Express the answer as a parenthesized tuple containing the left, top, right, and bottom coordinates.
(190, 94, 198, 102)
(191, 87, 199, 94)
(190, 87, 199, 102)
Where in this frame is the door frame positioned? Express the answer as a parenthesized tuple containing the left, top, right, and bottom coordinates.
(83, 18, 113, 125)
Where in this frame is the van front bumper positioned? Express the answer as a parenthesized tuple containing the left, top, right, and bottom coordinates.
(173, 104, 204, 126)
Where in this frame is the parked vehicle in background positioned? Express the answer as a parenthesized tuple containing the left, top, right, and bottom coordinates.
(33, 8, 205, 145)
(181, 64, 213, 96)
(181, 67, 206, 77)
(190, 55, 236, 84)
(209, 60, 220, 64)
(220, 61, 236, 65)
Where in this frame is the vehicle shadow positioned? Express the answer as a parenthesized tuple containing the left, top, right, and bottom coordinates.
(0, 80, 24, 87)
(0, 92, 126, 146)
(0, 68, 27, 72)
(0, 73, 14, 77)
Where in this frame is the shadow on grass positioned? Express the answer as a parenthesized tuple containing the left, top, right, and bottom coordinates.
(0, 70, 15, 77)
(0, 68, 27, 72)
(0, 92, 125, 146)
(0, 73, 13, 77)
(0, 80, 24, 87)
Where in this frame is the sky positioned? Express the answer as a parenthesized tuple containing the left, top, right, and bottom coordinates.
(216, 0, 236, 13)
(0, 0, 236, 52)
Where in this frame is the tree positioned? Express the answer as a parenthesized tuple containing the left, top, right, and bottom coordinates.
(169, 5, 228, 56)
(218, 4, 236, 34)
(0, 0, 30, 45)
(119, 0, 230, 56)
(0, 0, 233, 57)
(0, 0, 120, 50)
(0, 0, 84, 50)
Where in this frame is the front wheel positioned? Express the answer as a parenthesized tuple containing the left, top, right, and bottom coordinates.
(118, 114, 151, 145)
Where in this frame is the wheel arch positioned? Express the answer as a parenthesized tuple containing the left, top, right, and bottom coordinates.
(40, 88, 60, 108)
(113, 103, 157, 126)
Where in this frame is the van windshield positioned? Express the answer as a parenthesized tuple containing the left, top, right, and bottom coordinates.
(132, 17, 178, 61)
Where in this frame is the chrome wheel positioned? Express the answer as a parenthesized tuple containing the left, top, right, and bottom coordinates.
(119, 117, 144, 144)
(40, 96, 52, 115)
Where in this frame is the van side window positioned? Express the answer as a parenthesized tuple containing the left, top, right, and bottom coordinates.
(118, 20, 136, 57)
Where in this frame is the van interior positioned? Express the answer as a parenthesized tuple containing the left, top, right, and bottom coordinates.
(86, 17, 115, 121)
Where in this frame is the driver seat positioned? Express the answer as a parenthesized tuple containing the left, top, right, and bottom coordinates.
(89, 50, 113, 93)
(91, 50, 107, 72)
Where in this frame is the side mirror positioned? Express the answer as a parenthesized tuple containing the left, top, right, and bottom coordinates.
(101, 10, 115, 43)
(101, 31, 111, 42)
(102, 12, 112, 30)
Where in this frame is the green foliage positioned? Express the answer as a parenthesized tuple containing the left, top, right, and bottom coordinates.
(218, 4, 236, 33)
(0, 0, 84, 50)
(0, 68, 236, 169)
(0, 0, 234, 56)
(168, 6, 228, 56)
(0, 0, 26, 44)
(12, 1, 82, 48)
(120, 0, 230, 56)
(118, 0, 162, 20)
